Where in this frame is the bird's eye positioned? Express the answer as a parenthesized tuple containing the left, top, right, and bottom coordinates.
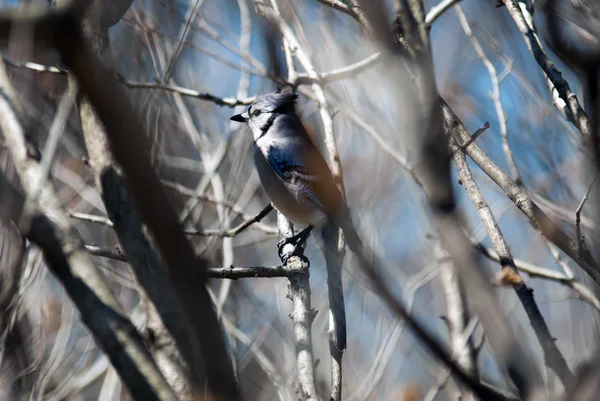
(252, 109, 262, 117)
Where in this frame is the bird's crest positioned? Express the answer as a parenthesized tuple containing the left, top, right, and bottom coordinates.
(252, 92, 298, 114)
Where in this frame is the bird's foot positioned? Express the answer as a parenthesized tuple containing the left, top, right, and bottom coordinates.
(280, 246, 310, 266)
(278, 226, 314, 264)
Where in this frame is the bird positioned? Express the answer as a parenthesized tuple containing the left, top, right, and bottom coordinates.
(230, 91, 362, 261)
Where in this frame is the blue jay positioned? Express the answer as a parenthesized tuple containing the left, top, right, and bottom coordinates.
(230, 92, 362, 260)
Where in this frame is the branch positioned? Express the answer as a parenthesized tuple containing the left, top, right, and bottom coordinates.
(0, 7, 241, 398)
(425, 0, 462, 27)
(452, 139, 573, 387)
(0, 87, 177, 401)
(314, 0, 373, 33)
(436, 243, 477, 401)
(276, 212, 321, 401)
(456, 6, 521, 184)
(501, 0, 591, 139)
(118, 76, 257, 107)
(185, 204, 274, 237)
(576, 178, 594, 251)
(294, 52, 381, 86)
(385, 3, 544, 397)
(443, 100, 600, 286)
(83, 244, 301, 278)
(476, 243, 600, 315)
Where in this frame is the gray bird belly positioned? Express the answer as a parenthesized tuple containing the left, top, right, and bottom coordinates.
(253, 147, 325, 227)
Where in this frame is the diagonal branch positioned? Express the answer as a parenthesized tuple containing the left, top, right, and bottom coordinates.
(443, 100, 600, 286)
(184, 204, 274, 237)
(0, 90, 177, 401)
(451, 139, 573, 388)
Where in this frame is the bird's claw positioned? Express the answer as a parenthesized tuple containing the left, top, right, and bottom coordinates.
(281, 249, 309, 267)
(278, 226, 314, 264)
(278, 237, 298, 261)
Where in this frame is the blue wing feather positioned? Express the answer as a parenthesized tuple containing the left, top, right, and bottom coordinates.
(265, 145, 326, 210)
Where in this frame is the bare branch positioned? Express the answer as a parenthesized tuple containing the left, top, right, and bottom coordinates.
(185, 204, 274, 237)
(314, 0, 373, 33)
(69, 211, 114, 227)
(294, 52, 381, 86)
(443, 100, 600, 286)
(456, 6, 521, 184)
(576, 178, 595, 250)
(118, 77, 256, 107)
(436, 243, 477, 401)
(425, 0, 462, 27)
(501, 0, 591, 139)
(0, 82, 177, 401)
(452, 139, 573, 387)
(277, 212, 320, 401)
(476, 243, 600, 314)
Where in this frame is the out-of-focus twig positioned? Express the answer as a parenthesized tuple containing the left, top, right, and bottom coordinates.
(20, 81, 78, 229)
(294, 52, 381, 85)
(436, 243, 477, 401)
(219, 310, 293, 401)
(384, 1, 544, 397)
(456, 6, 521, 184)
(314, 0, 373, 33)
(161, 0, 204, 81)
(425, 0, 462, 27)
(0, 90, 177, 401)
(422, 317, 480, 401)
(0, 6, 241, 398)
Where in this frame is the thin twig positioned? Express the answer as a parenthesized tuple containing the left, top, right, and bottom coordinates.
(456, 6, 521, 184)
(185, 204, 274, 237)
(20, 80, 78, 230)
(436, 242, 477, 401)
(425, 0, 462, 27)
(576, 178, 595, 252)
(162, 0, 204, 81)
(71, 204, 275, 238)
(0, 74, 177, 401)
(423, 318, 480, 401)
(69, 211, 114, 227)
(294, 52, 381, 85)
(460, 121, 490, 150)
(476, 243, 600, 313)
(218, 307, 293, 401)
(340, 104, 426, 190)
(452, 139, 573, 387)
(84, 244, 301, 278)
(118, 77, 256, 106)
(314, 0, 373, 33)
(2, 54, 66, 74)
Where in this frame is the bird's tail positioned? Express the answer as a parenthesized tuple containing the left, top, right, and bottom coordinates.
(319, 222, 348, 354)
(341, 218, 362, 253)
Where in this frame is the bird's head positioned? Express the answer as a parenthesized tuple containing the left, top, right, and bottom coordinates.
(230, 92, 298, 141)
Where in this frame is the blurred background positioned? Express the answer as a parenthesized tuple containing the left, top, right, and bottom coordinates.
(1, 0, 600, 400)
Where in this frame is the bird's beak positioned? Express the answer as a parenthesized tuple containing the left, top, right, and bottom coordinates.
(230, 112, 249, 123)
